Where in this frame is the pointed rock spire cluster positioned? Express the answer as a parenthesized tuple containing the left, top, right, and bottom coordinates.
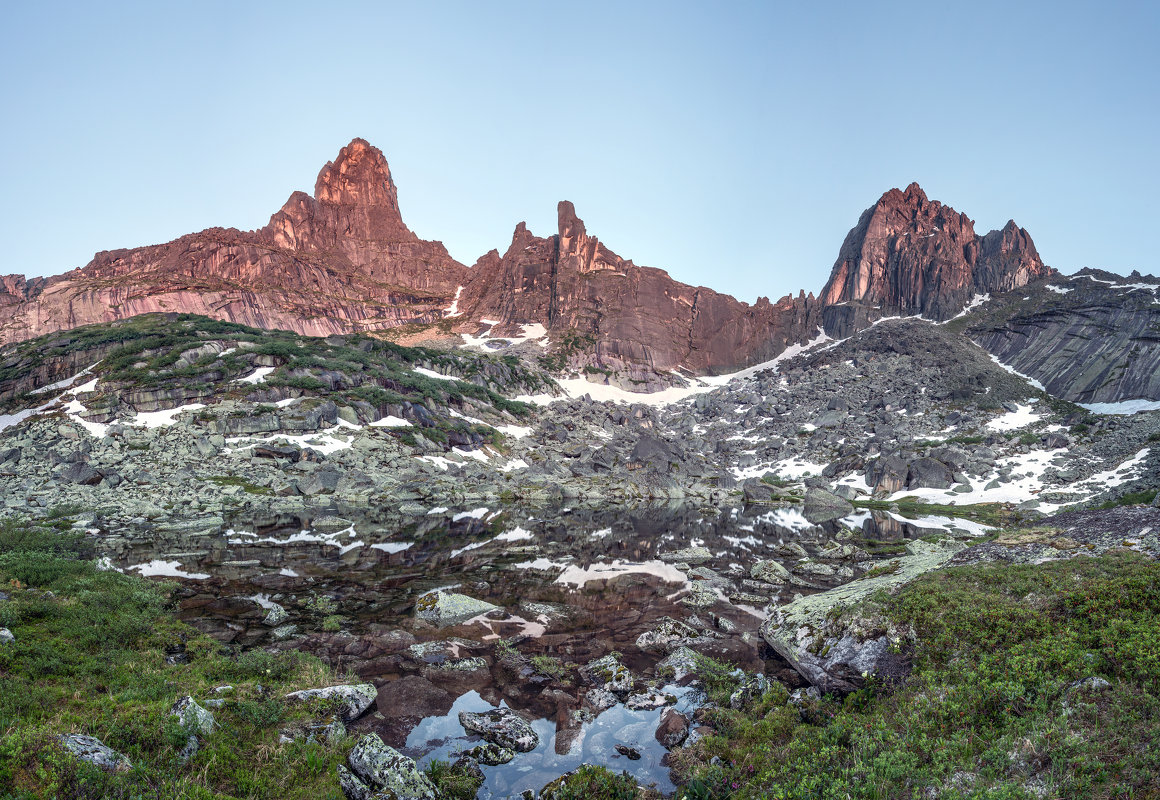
(0, 140, 1053, 381)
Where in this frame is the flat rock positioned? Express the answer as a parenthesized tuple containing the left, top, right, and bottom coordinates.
(414, 590, 498, 627)
(761, 538, 965, 693)
(58, 734, 131, 773)
(283, 683, 377, 722)
(458, 707, 539, 752)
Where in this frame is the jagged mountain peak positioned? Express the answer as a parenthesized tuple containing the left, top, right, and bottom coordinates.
(819, 186, 1052, 336)
(313, 138, 400, 210)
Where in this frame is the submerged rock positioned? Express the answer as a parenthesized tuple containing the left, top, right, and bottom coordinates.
(655, 707, 689, 748)
(458, 707, 539, 752)
(414, 590, 498, 626)
(635, 615, 700, 653)
(283, 683, 377, 722)
(58, 734, 131, 773)
(581, 653, 635, 696)
(346, 733, 437, 800)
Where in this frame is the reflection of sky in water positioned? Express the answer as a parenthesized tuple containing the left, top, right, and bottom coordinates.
(403, 687, 700, 798)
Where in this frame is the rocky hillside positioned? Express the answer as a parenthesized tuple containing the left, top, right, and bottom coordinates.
(819, 183, 1051, 336)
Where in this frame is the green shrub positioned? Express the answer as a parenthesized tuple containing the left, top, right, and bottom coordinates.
(541, 765, 638, 800)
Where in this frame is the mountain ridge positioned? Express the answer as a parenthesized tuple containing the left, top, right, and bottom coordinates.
(1, 139, 1048, 383)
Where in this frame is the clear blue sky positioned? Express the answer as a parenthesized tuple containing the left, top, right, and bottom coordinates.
(1, 1, 1156, 303)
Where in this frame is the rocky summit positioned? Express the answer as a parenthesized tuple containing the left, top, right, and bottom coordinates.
(2, 142, 1159, 800)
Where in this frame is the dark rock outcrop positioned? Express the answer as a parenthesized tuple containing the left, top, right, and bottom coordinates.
(820, 183, 1052, 337)
(970, 271, 1160, 404)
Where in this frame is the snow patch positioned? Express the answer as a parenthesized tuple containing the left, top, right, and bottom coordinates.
(127, 560, 210, 580)
(1079, 399, 1160, 415)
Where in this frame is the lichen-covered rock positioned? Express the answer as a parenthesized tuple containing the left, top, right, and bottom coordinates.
(465, 742, 517, 765)
(347, 733, 437, 800)
(458, 707, 539, 752)
(337, 764, 371, 800)
(729, 674, 771, 710)
(0, 627, 13, 645)
(58, 734, 131, 773)
(657, 646, 701, 683)
(751, 559, 790, 584)
(635, 615, 700, 653)
(762, 538, 965, 693)
(581, 653, 634, 696)
(679, 581, 718, 609)
(283, 684, 377, 722)
(660, 546, 712, 564)
(584, 687, 618, 712)
(414, 590, 498, 627)
(171, 696, 214, 736)
(261, 602, 289, 627)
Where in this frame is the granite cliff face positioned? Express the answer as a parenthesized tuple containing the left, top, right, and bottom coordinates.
(0, 140, 469, 345)
(819, 183, 1052, 337)
(458, 201, 820, 380)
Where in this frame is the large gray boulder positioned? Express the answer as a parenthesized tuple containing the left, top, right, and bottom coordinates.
(458, 707, 540, 752)
(345, 733, 437, 800)
(0, 628, 13, 645)
(907, 458, 954, 490)
(283, 684, 377, 722)
(58, 734, 131, 773)
(751, 559, 790, 584)
(761, 539, 965, 693)
(803, 488, 854, 523)
(414, 590, 498, 627)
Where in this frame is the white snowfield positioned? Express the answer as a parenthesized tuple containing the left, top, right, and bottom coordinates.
(460, 321, 550, 350)
(517, 328, 836, 408)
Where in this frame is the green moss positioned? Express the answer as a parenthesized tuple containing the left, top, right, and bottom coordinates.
(203, 475, 274, 496)
(424, 758, 484, 800)
(0, 519, 352, 800)
(680, 550, 1160, 800)
(540, 765, 638, 800)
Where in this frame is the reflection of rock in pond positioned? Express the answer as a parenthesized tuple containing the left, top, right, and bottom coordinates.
(392, 687, 701, 797)
(98, 502, 990, 788)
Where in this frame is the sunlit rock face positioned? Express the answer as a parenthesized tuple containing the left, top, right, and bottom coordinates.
(819, 183, 1052, 337)
(0, 139, 469, 346)
(457, 201, 822, 379)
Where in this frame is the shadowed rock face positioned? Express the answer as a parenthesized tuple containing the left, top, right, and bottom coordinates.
(971, 271, 1160, 404)
(459, 201, 821, 377)
(0, 139, 469, 345)
(819, 183, 1052, 337)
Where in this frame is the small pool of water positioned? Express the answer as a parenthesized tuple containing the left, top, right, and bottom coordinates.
(406, 686, 701, 797)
